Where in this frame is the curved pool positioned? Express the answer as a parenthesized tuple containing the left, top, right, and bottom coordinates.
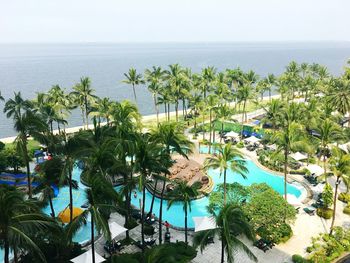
(129, 157, 305, 229)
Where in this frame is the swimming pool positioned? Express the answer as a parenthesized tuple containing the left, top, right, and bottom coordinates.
(0, 167, 94, 262)
(129, 156, 305, 229)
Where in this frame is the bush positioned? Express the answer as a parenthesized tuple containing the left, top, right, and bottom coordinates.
(236, 141, 244, 148)
(343, 204, 350, 215)
(316, 207, 333, 219)
(338, 192, 350, 203)
(125, 218, 138, 229)
(292, 254, 309, 263)
(322, 183, 334, 208)
(144, 224, 155, 236)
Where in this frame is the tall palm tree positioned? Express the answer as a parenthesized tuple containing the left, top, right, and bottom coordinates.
(0, 185, 57, 263)
(206, 94, 219, 153)
(4, 92, 48, 198)
(236, 84, 255, 136)
(123, 68, 145, 102)
(71, 77, 98, 129)
(150, 122, 193, 244)
(145, 66, 165, 125)
(328, 78, 350, 126)
(133, 133, 171, 253)
(76, 175, 119, 263)
(328, 147, 350, 235)
(34, 157, 67, 218)
(201, 66, 216, 99)
(204, 143, 247, 205)
(167, 181, 200, 244)
(194, 203, 257, 263)
(262, 99, 283, 131)
(215, 104, 235, 142)
(315, 118, 342, 182)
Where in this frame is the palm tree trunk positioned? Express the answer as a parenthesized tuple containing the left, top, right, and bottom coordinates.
(132, 84, 137, 102)
(168, 103, 170, 121)
(153, 94, 159, 125)
(220, 122, 224, 143)
(330, 177, 340, 235)
(175, 101, 179, 122)
(164, 104, 167, 121)
(241, 101, 246, 139)
(159, 179, 166, 244)
(141, 181, 147, 253)
(24, 139, 32, 198)
(323, 156, 327, 183)
(49, 194, 55, 218)
(209, 110, 212, 153)
(185, 205, 188, 244)
(269, 89, 271, 101)
(4, 237, 9, 263)
(221, 235, 225, 263)
(91, 214, 96, 263)
(149, 179, 158, 214)
(224, 169, 227, 205)
(13, 247, 18, 263)
(85, 97, 89, 129)
(284, 149, 288, 201)
(69, 161, 73, 223)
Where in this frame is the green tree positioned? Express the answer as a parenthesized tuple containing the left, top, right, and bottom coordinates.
(194, 203, 257, 263)
(0, 185, 57, 263)
(204, 143, 247, 205)
(328, 147, 350, 235)
(167, 181, 200, 244)
(123, 68, 145, 102)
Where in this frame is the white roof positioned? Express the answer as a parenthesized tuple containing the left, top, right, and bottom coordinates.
(193, 216, 216, 232)
(225, 131, 239, 138)
(306, 164, 324, 176)
(109, 222, 127, 240)
(290, 152, 308, 161)
(286, 194, 302, 206)
(70, 249, 104, 263)
(244, 136, 260, 143)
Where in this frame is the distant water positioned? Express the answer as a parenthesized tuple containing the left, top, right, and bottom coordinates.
(0, 42, 349, 138)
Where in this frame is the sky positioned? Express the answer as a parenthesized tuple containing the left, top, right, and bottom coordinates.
(0, 0, 349, 43)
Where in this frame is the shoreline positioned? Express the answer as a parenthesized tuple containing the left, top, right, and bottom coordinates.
(0, 93, 283, 144)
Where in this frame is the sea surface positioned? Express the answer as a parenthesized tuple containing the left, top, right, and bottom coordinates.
(0, 42, 349, 138)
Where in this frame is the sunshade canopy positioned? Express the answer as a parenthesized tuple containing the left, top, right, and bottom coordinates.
(109, 222, 127, 239)
(290, 152, 308, 161)
(70, 249, 104, 263)
(225, 131, 239, 138)
(306, 164, 324, 176)
(193, 216, 216, 232)
(244, 136, 260, 144)
(58, 207, 83, 223)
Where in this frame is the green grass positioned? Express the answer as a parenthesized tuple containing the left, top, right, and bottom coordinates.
(5, 139, 41, 153)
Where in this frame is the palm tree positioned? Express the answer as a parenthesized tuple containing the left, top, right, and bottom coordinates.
(150, 122, 194, 244)
(204, 143, 247, 205)
(206, 94, 219, 153)
(4, 92, 48, 198)
(201, 66, 216, 99)
(133, 133, 171, 253)
(215, 104, 235, 142)
(71, 77, 98, 129)
(166, 64, 185, 121)
(328, 78, 350, 126)
(194, 203, 257, 263)
(77, 175, 119, 263)
(34, 157, 67, 218)
(315, 118, 342, 182)
(328, 147, 350, 235)
(262, 99, 283, 131)
(123, 68, 145, 102)
(145, 66, 165, 125)
(167, 181, 200, 244)
(0, 185, 57, 263)
(236, 84, 255, 136)
(90, 97, 113, 125)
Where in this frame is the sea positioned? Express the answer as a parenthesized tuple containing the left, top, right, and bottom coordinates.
(0, 42, 349, 138)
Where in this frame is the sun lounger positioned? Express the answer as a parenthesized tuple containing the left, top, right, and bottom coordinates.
(254, 239, 269, 252)
(303, 206, 316, 215)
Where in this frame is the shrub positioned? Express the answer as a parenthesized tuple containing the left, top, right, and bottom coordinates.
(144, 224, 155, 236)
(343, 204, 350, 215)
(125, 218, 138, 229)
(322, 183, 334, 208)
(292, 254, 309, 263)
(338, 192, 350, 203)
(236, 141, 244, 148)
(316, 207, 333, 219)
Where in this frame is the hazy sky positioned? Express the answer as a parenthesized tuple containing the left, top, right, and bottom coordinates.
(0, 0, 349, 43)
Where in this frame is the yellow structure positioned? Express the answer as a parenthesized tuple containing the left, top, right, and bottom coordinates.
(58, 207, 83, 223)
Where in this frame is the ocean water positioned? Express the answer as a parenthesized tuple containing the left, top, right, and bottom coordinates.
(0, 42, 349, 138)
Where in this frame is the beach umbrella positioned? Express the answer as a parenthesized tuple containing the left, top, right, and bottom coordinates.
(193, 216, 216, 232)
(290, 152, 308, 161)
(70, 249, 104, 263)
(244, 136, 260, 144)
(58, 207, 83, 223)
(109, 222, 127, 239)
(305, 164, 323, 176)
(286, 194, 302, 206)
(225, 131, 239, 138)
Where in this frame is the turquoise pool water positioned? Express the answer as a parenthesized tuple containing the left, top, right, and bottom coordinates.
(129, 149, 303, 228)
(0, 151, 304, 261)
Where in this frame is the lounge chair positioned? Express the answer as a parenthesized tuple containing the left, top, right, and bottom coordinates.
(254, 239, 269, 252)
(303, 206, 316, 215)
